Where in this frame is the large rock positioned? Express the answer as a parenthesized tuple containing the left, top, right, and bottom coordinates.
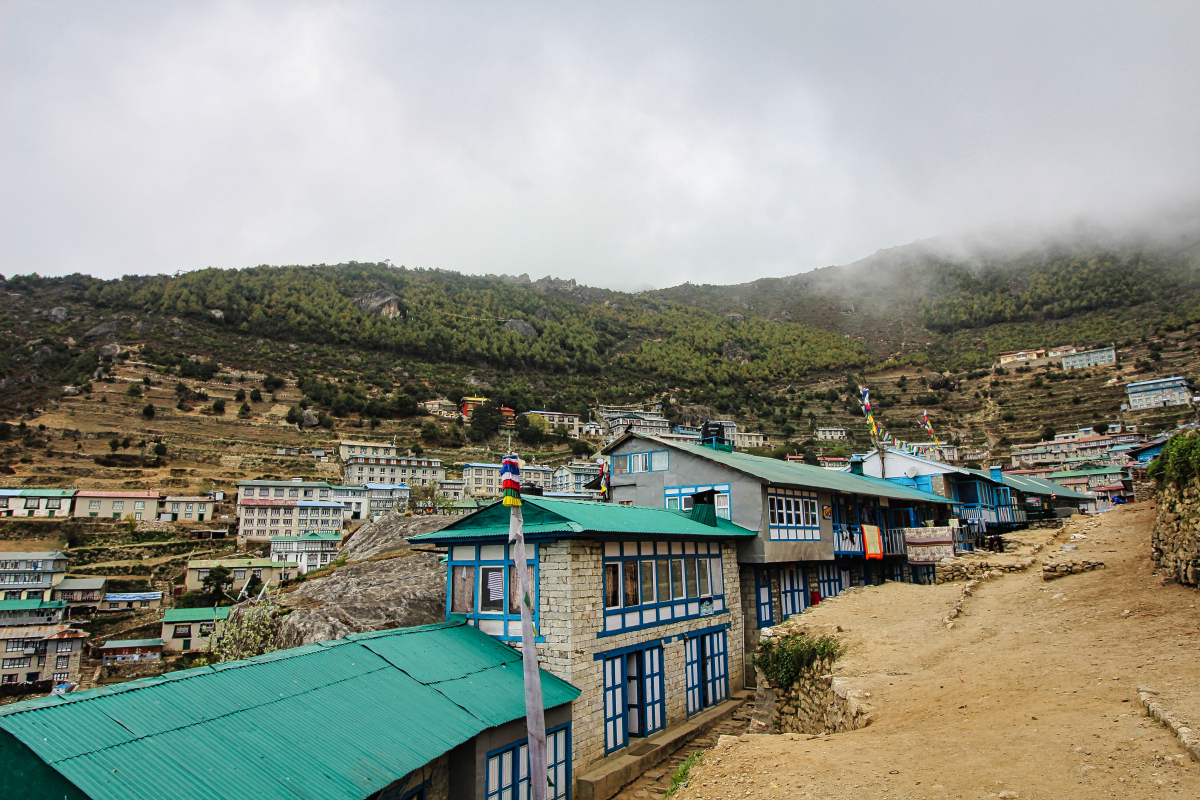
(47, 307, 68, 323)
(83, 320, 120, 340)
(504, 318, 539, 339)
(353, 290, 406, 319)
(99, 343, 120, 359)
(722, 340, 752, 364)
(300, 408, 319, 428)
(535, 307, 557, 322)
(209, 309, 224, 320)
(32, 346, 53, 362)
(342, 513, 457, 560)
(275, 550, 446, 647)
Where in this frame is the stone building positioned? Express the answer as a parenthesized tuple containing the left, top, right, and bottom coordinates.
(412, 496, 753, 781)
(235, 479, 343, 544)
(339, 440, 447, 486)
(0, 624, 87, 686)
(71, 490, 160, 520)
(0, 551, 69, 602)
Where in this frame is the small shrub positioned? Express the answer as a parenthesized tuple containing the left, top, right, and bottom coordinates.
(752, 632, 845, 688)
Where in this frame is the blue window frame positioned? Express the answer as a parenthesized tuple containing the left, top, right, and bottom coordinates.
(446, 543, 540, 642)
(754, 566, 774, 628)
(603, 655, 627, 753)
(600, 540, 726, 636)
(612, 450, 669, 475)
(767, 490, 820, 541)
(779, 564, 807, 618)
(485, 724, 571, 800)
(664, 484, 731, 519)
(816, 563, 842, 600)
(685, 627, 729, 716)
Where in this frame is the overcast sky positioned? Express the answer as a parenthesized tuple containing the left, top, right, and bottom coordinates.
(3, 1, 1199, 291)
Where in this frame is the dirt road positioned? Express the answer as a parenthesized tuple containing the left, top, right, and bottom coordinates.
(675, 502, 1200, 799)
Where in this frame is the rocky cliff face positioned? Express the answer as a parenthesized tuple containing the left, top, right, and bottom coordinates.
(1152, 479, 1200, 585)
(341, 512, 455, 560)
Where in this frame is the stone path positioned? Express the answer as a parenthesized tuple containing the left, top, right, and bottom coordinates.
(610, 705, 753, 799)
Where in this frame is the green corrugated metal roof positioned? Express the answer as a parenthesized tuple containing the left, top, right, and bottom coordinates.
(17, 488, 75, 497)
(187, 558, 277, 569)
(410, 496, 758, 543)
(0, 599, 65, 612)
(602, 435, 954, 506)
(161, 607, 232, 624)
(99, 639, 164, 649)
(0, 618, 579, 800)
(1000, 474, 1094, 502)
(1047, 467, 1126, 478)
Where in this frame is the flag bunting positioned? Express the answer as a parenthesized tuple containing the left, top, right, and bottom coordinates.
(501, 454, 522, 507)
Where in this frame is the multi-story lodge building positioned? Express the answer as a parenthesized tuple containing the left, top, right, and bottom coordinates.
(8, 489, 74, 518)
(0, 551, 69, 602)
(600, 434, 954, 677)
(412, 496, 752, 780)
(50, 578, 107, 615)
(339, 440, 446, 486)
(184, 558, 297, 594)
(553, 461, 602, 495)
(815, 426, 848, 441)
(330, 484, 368, 519)
(158, 496, 212, 522)
(365, 483, 411, 516)
(235, 479, 343, 544)
(71, 490, 161, 520)
(1061, 345, 1117, 370)
(0, 624, 87, 686)
(463, 462, 503, 497)
(1126, 377, 1193, 410)
(270, 532, 340, 574)
(437, 478, 467, 501)
(521, 464, 555, 492)
(523, 410, 582, 437)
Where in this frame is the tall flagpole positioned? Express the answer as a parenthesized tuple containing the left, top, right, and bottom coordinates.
(502, 455, 548, 800)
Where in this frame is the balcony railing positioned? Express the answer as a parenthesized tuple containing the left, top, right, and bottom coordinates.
(833, 524, 863, 555)
(881, 526, 906, 555)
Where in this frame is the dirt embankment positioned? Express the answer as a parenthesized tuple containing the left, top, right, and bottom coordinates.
(675, 503, 1200, 800)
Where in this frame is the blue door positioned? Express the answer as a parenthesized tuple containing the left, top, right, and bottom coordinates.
(642, 646, 665, 735)
(603, 655, 627, 753)
(816, 563, 842, 600)
(685, 637, 702, 716)
(703, 631, 729, 707)
(780, 565, 807, 618)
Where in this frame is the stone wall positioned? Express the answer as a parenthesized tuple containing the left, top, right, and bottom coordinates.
(1042, 559, 1106, 580)
(748, 661, 873, 735)
(933, 556, 1035, 584)
(1152, 478, 1200, 586)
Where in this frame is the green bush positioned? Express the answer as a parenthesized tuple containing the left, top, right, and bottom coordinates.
(1148, 433, 1200, 486)
(752, 632, 845, 688)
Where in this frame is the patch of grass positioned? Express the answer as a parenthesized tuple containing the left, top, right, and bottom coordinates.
(665, 751, 704, 797)
(752, 632, 845, 688)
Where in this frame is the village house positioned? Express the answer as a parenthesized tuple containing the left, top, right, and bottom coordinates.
(98, 638, 165, 665)
(0, 624, 87, 686)
(599, 434, 953, 698)
(996, 349, 1047, 365)
(0, 551, 69, 602)
(161, 607, 230, 652)
(601, 410, 672, 437)
(184, 559, 294, 594)
(815, 426, 848, 441)
(553, 461, 603, 495)
(437, 478, 467, 501)
(463, 460, 559, 498)
(100, 591, 163, 612)
(271, 532, 337, 575)
(50, 578, 107, 615)
(158, 495, 210, 522)
(661, 426, 702, 444)
(522, 463, 555, 492)
(582, 421, 606, 437)
(459, 396, 490, 420)
(12, 488, 75, 518)
(0, 599, 66, 627)
(330, 483, 368, 519)
(1061, 345, 1117, 370)
(731, 430, 767, 450)
(411, 496, 752, 780)
(340, 441, 448, 487)
(1048, 345, 1078, 358)
(71, 490, 160, 520)
(1126, 376, 1194, 410)
(523, 409, 583, 437)
(421, 397, 460, 417)
(1047, 465, 1129, 491)
(365, 482, 411, 517)
(816, 455, 850, 469)
(0, 620, 580, 800)
(907, 442, 959, 462)
(235, 479, 343, 544)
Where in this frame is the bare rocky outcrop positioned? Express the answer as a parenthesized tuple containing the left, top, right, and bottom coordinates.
(535, 306, 556, 322)
(47, 307, 69, 323)
(300, 408, 319, 428)
(353, 290, 406, 319)
(275, 550, 446, 648)
(99, 343, 120, 359)
(532, 276, 592, 302)
(341, 512, 456, 560)
(722, 340, 752, 364)
(504, 318, 539, 339)
(83, 320, 120, 340)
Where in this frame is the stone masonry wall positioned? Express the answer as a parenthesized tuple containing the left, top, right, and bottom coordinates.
(933, 556, 1036, 584)
(534, 538, 745, 776)
(1152, 478, 1200, 585)
(748, 660, 873, 735)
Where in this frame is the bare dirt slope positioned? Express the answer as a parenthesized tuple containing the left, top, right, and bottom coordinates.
(675, 502, 1200, 800)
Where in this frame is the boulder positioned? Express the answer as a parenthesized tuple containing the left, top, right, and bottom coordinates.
(780, 311, 794, 322)
(353, 290, 406, 319)
(61, 386, 80, 396)
(342, 513, 456, 561)
(47, 307, 68, 323)
(504, 318, 539, 339)
(99, 343, 120, 359)
(535, 306, 557, 322)
(722, 340, 752, 364)
(300, 409, 319, 429)
(726, 313, 745, 322)
(83, 320, 120, 340)
(209, 309, 224, 320)
(32, 346, 53, 362)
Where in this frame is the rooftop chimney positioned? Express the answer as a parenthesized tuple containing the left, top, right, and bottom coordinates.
(689, 489, 718, 527)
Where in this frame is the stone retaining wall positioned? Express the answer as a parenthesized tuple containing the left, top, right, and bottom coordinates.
(934, 556, 1035, 584)
(748, 660, 872, 736)
(1152, 478, 1200, 586)
(1042, 559, 1106, 580)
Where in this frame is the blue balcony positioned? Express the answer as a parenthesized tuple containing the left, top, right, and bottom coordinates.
(833, 523, 863, 555)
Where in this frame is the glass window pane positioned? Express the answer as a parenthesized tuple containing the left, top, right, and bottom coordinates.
(685, 559, 698, 597)
(623, 561, 639, 607)
(671, 560, 684, 599)
(509, 565, 524, 615)
(604, 564, 620, 608)
(640, 561, 655, 604)
(697, 559, 710, 596)
(656, 560, 670, 604)
(481, 567, 505, 612)
(452, 565, 475, 613)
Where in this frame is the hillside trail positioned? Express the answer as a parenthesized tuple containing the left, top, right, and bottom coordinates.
(673, 502, 1200, 800)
